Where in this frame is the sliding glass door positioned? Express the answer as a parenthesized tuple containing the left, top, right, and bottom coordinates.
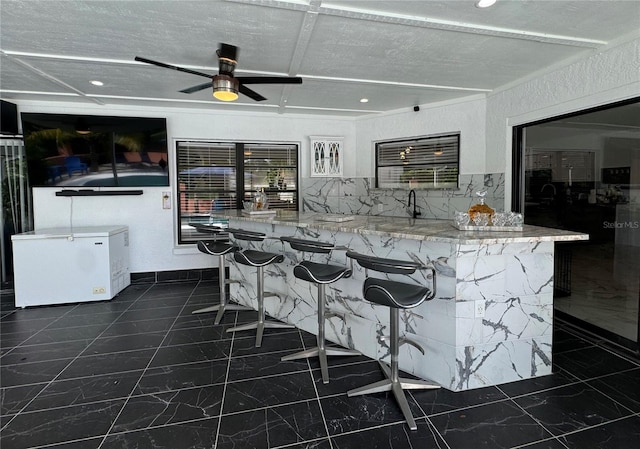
(513, 99, 640, 350)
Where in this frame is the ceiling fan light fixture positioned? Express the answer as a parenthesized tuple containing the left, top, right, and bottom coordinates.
(212, 75, 239, 102)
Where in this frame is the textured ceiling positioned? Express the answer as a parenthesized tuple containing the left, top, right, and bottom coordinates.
(1, 0, 639, 117)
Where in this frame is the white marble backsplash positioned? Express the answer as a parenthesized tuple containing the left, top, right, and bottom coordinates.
(301, 173, 505, 219)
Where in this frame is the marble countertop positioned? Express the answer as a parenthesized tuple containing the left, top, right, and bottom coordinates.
(210, 210, 588, 244)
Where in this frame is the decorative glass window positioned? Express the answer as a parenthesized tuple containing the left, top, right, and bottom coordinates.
(176, 140, 298, 243)
(310, 136, 343, 177)
(375, 133, 460, 189)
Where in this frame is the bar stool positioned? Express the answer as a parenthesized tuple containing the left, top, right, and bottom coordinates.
(226, 228, 294, 347)
(193, 240, 249, 324)
(280, 237, 361, 384)
(345, 250, 440, 431)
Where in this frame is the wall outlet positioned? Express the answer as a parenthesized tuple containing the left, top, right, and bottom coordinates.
(474, 300, 485, 318)
(377, 203, 384, 212)
(93, 287, 106, 294)
(162, 191, 171, 209)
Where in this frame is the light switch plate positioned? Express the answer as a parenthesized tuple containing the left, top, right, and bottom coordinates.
(162, 192, 171, 209)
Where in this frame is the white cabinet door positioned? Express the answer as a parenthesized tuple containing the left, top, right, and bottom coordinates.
(310, 136, 343, 177)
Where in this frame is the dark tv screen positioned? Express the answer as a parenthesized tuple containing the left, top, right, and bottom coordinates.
(1, 100, 20, 135)
(21, 113, 168, 187)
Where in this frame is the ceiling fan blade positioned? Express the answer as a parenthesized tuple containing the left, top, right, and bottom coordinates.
(236, 76, 303, 85)
(239, 84, 267, 102)
(134, 56, 213, 79)
(179, 82, 212, 94)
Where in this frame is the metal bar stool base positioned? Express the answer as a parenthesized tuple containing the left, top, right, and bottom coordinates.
(347, 360, 439, 430)
(282, 345, 361, 384)
(192, 303, 252, 325)
(227, 320, 294, 348)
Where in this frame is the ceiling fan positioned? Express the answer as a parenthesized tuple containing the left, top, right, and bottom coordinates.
(134, 43, 302, 102)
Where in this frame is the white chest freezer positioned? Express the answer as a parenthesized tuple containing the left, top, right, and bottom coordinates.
(11, 225, 130, 308)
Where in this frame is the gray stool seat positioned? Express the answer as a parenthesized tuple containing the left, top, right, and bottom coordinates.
(346, 250, 440, 431)
(280, 236, 360, 384)
(226, 228, 293, 347)
(294, 261, 351, 284)
(235, 250, 284, 267)
(193, 239, 249, 324)
(363, 277, 432, 309)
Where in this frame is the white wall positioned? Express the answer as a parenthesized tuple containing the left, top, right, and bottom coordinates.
(354, 95, 487, 177)
(485, 34, 640, 207)
(22, 102, 356, 272)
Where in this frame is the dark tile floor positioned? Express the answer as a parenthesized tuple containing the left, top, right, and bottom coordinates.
(1, 279, 640, 449)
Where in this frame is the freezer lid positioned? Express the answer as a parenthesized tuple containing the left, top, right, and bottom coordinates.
(11, 225, 128, 240)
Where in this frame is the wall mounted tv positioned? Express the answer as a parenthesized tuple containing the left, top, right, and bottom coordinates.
(1, 100, 20, 135)
(21, 113, 168, 187)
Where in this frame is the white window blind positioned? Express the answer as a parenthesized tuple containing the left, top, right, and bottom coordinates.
(376, 133, 460, 189)
(176, 140, 298, 243)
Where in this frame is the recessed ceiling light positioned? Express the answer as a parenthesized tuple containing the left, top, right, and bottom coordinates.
(90, 80, 104, 86)
(360, 98, 369, 103)
(475, 0, 497, 8)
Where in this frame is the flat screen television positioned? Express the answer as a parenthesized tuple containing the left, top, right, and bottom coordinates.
(1, 100, 20, 135)
(21, 113, 169, 187)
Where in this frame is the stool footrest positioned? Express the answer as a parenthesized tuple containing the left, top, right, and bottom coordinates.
(225, 279, 241, 285)
(324, 310, 348, 322)
(399, 337, 425, 355)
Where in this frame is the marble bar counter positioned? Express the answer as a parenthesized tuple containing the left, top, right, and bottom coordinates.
(210, 210, 588, 391)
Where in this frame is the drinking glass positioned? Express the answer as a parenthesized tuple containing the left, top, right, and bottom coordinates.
(492, 212, 508, 227)
(472, 212, 490, 226)
(508, 212, 524, 226)
(454, 211, 470, 227)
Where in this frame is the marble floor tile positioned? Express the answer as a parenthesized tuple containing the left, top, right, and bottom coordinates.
(0, 357, 73, 387)
(265, 399, 329, 447)
(559, 415, 640, 449)
(216, 409, 267, 449)
(1, 279, 639, 449)
(553, 345, 639, 380)
(585, 367, 640, 413)
(111, 385, 224, 432)
(429, 399, 554, 449)
(222, 372, 317, 414)
(0, 382, 47, 415)
(101, 417, 220, 449)
(0, 339, 89, 364)
(58, 348, 156, 379)
(24, 369, 143, 411)
(135, 359, 229, 394)
(149, 340, 231, 367)
(331, 420, 448, 449)
(1, 399, 125, 448)
(82, 331, 165, 354)
(513, 382, 634, 436)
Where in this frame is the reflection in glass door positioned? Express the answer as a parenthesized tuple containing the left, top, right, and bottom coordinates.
(515, 100, 640, 350)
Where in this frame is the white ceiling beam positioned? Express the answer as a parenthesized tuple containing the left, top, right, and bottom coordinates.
(280, 0, 321, 112)
(4, 50, 490, 94)
(1, 51, 105, 105)
(226, 0, 607, 48)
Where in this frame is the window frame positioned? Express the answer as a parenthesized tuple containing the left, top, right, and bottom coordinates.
(175, 139, 299, 244)
(375, 133, 460, 190)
